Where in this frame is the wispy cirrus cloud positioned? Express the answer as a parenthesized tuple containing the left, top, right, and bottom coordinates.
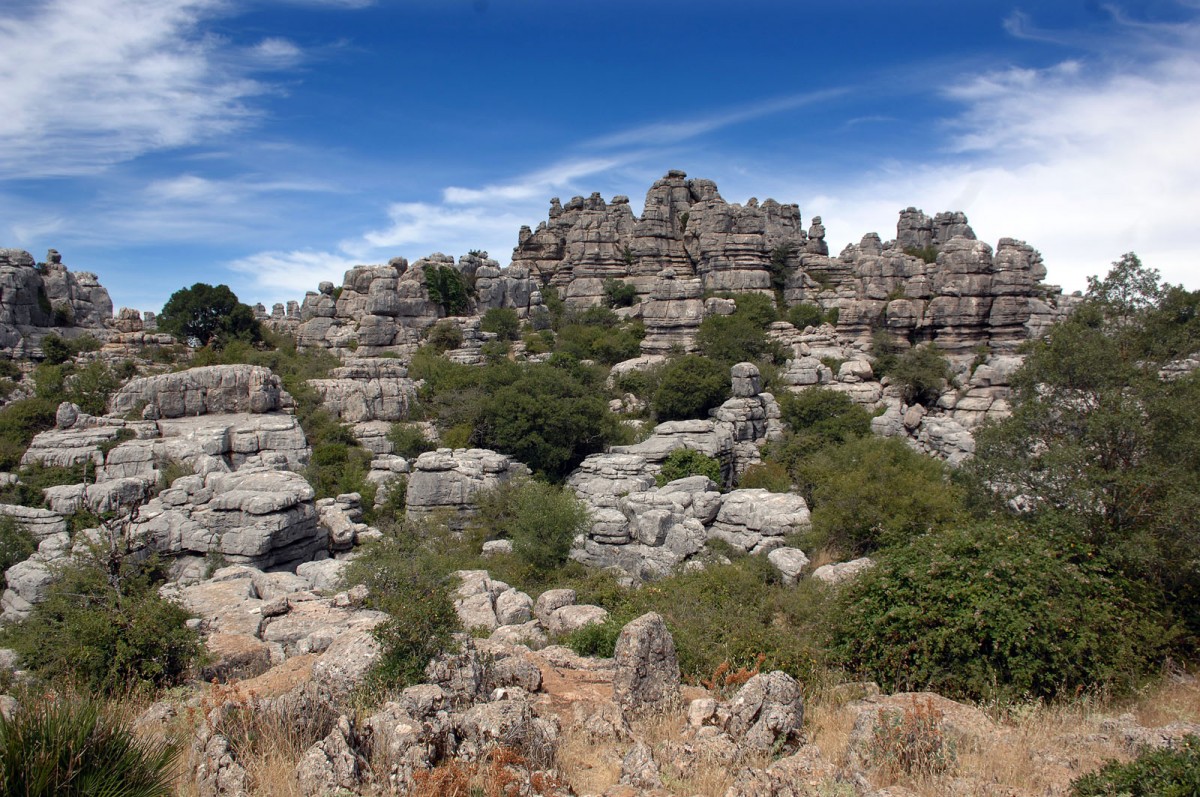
(0, 0, 327, 179)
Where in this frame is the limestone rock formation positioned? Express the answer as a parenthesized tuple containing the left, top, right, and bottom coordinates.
(0, 248, 113, 355)
(108, 365, 290, 419)
(612, 612, 681, 717)
(404, 448, 531, 527)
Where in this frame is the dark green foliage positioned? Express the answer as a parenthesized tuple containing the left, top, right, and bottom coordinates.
(737, 461, 791, 492)
(553, 310, 644, 365)
(40, 334, 72, 365)
(904, 245, 939, 264)
(0, 545, 202, 695)
(0, 463, 89, 508)
(0, 693, 180, 797)
(650, 355, 729, 421)
(426, 320, 464, 352)
(0, 517, 35, 576)
(388, 423, 436, 459)
(768, 242, 799, 298)
(966, 253, 1200, 638)
(785, 302, 826, 330)
(795, 435, 963, 554)
(424, 265, 470, 316)
(473, 479, 591, 576)
(602, 278, 638, 308)
(474, 364, 618, 481)
(563, 617, 623, 657)
(343, 525, 460, 689)
(889, 343, 951, 406)
(830, 521, 1171, 702)
(696, 294, 785, 366)
(0, 397, 59, 471)
(305, 441, 376, 506)
(768, 388, 873, 474)
(480, 307, 521, 341)
(869, 329, 904, 377)
(158, 283, 262, 348)
(52, 301, 75, 326)
(657, 448, 722, 486)
(1071, 735, 1200, 796)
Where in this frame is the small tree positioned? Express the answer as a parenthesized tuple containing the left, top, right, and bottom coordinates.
(889, 343, 951, 406)
(158, 283, 261, 348)
(424, 266, 470, 316)
(480, 307, 520, 341)
(651, 355, 730, 421)
(477, 479, 591, 576)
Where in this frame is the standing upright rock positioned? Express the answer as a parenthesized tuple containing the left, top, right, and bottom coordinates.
(612, 612, 681, 717)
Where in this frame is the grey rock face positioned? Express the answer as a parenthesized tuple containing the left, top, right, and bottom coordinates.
(307, 358, 418, 424)
(405, 448, 530, 527)
(0, 249, 113, 354)
(612, 612, 681, 717)
(726, 670, 805, 754)
(109, 365, 290, 419)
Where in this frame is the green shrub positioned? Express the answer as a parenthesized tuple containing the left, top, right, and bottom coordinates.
(870, 329, 903, 377)
(65, 361, 120, 415)
(563, 617, 622, 657)
(0, 693, 180, 797)
(473, 479, 591, 577)
(343, 526, 460, 689)
(1071, 735, 1200, 796)
(426, 320, 464, 352)
(738, 461, 791, 492)
(0, 545, 202, 695)
(602, 278, 638, 308)
(904, 245, 939, 264)
(0, 463, 89, 508)
(650, 355, 729, 421)
(0, 516, 35, 575)
(890, 343, 951, 406)
(481, 307, 521, 341)
(389, 423, 436, 459)
(424, 265, 470, 316)
(830, 521, 1171, 702)
(0, 397, 59, 471)
(40, 334, 73, 365)
(697, 295, 785, 367)
(777, 388, 872, 450)
(158, 283, 261, 348)
(657, 448, 722, 486)
(553, 318, 644, 365)
(786, 302, 824, 330)
(794, 435, 963, 554)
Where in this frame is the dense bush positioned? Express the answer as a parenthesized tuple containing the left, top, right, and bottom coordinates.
(158, 283, 261, 348)
(650, 355, 729, 421)
(794, 435, 963, 554)
(480, 307, 521, 341)
(1071, 734, 1200, 796)
(0, 517, 35, 575)
(830, 521, 1170, 701)
(473, 479, 591, 576)
(0, 693, 180, 797)
(657, 448, 722, 486)
(0, 397, 58, 471)
(389, 423, 437, 459)
(737, 461, 791, 492)
(553, 313, 644, 364)
(472, 363, 620, 481)
(343, 525, 461, 689)
(0, 543, 202, 695)
(775, 388, 872, 460)
(426, 320, 464, 352)
(424, 265, 471, 316)
(889, 343, 951, 406)
(696, 293, 785, 367)
(602, 278, 638, 308)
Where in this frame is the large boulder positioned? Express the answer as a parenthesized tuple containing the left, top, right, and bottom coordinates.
(612, 612, 681, 717)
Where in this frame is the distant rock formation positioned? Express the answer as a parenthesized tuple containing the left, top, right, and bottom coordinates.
(0, 248, 113, 356)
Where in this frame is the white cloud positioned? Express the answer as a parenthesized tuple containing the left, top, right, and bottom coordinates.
(441, 157, 629, 205)
(227, 249, 362, 301)
(0, 0, 307, 178)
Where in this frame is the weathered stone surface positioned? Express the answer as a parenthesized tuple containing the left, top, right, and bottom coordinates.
(0, 249, 113, 355)
(405, 448, 530, 527)
(612, 612, 680, 716)
(726, 671, 805, 754)
(767, 547, 810, 585)
(109, 365, 290, 419)
(812, 557, 876, 585)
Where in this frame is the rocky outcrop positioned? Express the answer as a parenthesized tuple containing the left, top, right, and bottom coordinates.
(404, 448, 531, 528)
(108, 365, 290, 419)
(0, 248, 113, 355)
(612, 612, 681, 717)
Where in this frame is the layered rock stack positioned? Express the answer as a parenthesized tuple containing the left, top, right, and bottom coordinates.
(0, 248, 114, 356)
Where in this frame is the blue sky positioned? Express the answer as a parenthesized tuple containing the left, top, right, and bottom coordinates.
(2, 0, 1198, 312)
